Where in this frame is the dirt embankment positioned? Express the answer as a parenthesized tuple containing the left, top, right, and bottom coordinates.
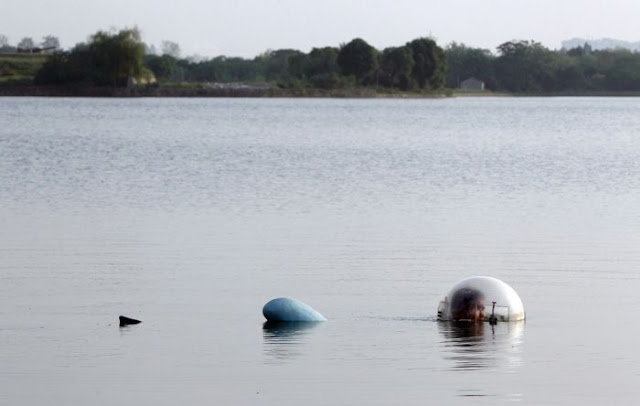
(0, 85, 450, 98)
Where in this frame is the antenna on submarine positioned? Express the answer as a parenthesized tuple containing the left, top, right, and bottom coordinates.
(489, 301, 498, 325)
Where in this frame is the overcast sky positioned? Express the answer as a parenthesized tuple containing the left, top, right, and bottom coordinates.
(2, 0, 639, 57)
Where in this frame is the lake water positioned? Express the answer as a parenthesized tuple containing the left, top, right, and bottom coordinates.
(1, 96, 640, 405)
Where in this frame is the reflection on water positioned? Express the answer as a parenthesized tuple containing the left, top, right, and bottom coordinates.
(438, 321, 524, 371)
(262, 321, 322, 364)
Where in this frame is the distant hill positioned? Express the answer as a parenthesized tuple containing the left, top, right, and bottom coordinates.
(562, 38, 640, 52)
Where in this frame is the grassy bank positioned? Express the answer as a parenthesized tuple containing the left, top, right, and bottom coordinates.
(5, 83, 640, 98)
(0, 53, 47, 85)
(0, 85, 454, 98)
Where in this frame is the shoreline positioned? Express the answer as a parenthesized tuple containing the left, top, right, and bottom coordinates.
(2, 85, 640, 98)
(0, 85, 451, 98)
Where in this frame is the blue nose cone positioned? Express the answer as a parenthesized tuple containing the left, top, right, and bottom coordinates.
(262, 297, 327, 322)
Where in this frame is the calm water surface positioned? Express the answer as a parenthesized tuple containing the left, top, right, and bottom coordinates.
(1, 97, 640, 405)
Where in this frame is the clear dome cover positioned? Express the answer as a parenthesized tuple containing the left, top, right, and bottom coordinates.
(437, 276, 525, 322)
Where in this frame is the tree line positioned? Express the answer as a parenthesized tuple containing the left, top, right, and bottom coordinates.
(25, 28, 640, 93)
(447, 40, 640, 92)
(33, 29, 446, 91)
(0, 34, 60, 52)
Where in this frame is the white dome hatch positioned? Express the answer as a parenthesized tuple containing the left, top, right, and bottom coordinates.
(437, 276, 525, 322)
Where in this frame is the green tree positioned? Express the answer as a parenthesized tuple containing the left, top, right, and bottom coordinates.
(179, 56, 262, 83)
(445, 42, 496, 89)
(306, 47, 338, 76)
(35, 43, 93, 85)
(145, 54, 177, 81)
(255, 49, 308, 87)
(552, 53, 587, 91)
(305, 47, 342, 88)
(35, 52, 73, 84)
(599, 50, 640, 91)
(287, 52, 308, 81)
(36, 28, 146, 86)
(407, 38, 446, 89)
(66, 43, 93, 82)
(337, 38, 379, 85)
(495, 40, 556, 92)
(379, 46, 415, 89)
(88, 28, 145, 86)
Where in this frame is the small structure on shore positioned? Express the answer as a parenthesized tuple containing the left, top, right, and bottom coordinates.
(263, 297, 327, 322)
(127, 73, 157, 87)
(16, 46, 57, 54)
(460, 77, 485, 91)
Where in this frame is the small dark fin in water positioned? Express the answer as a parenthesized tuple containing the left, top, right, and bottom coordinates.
(119, 315, 142, 327)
